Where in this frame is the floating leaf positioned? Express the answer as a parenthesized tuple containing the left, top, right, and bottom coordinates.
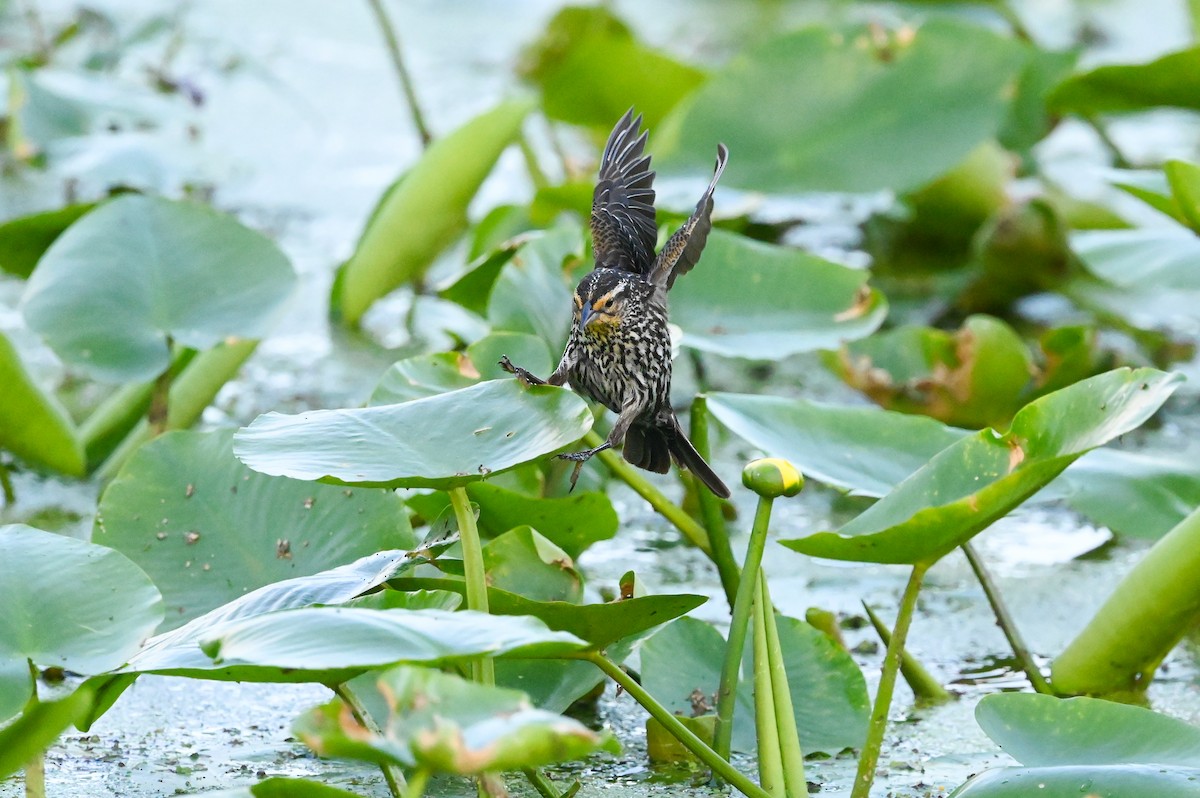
(486, 224, 581, 355)
(0, 525, 162, 721)
(234, 380, 592, 490)
(782, 368, 1181, 564)
(951, 694, 1200, 796)
(1069, 226, 1200, 327)
(95, 429, 413, 631)
(1061, 446, 1200, 539)
(335, 98, 534, 325)
(1049, 46, 1200, 114)
(200, 778, 367, 798)
(670, 231, 886, 359)
(640, 616, 867, 756)
(19, 195, 295, 383)
(519, 6, 705, 132)
(0, 202, 96, 278)
(706, 392, 967, 498)
(1165, 159, 1200, 232)
(296, 665, 619, 773)
(656, 19, 1027, 193)
(199, 608, 586, 672)
(368, 352, 481, 405)
(0, 330, 84, 475)
(483, 527, 582, 602)
(1052, 506, 1200, 695)
(466, 330, 554, 383)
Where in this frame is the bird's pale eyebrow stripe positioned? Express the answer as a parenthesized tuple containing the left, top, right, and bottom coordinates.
(591, 289, 617, 312)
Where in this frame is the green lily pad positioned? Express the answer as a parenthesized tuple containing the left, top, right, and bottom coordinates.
(368, 352, 481, 405)
(199, 607, 586, 671)
(1110, 169, 1182, 221)
(781, 368, 1182, 564)
(94, 429, 413, 631)
(486, 224, 581, 355)
(0, 525, 162, 721)
(295, 665, 619, 773)
(19, 195, 295, 383)
(519, 6, 705, 132)
(0, 202, 97, 278)
(1049, 46, 1200, 115)
(1166, 159, 1200, 232)
(199, 778, 367, 798)
(483, 527, 582, 603)
(0, 687, 93, 780)
(640, 616, 867, 756)
(950, 764, 1200, 797)
(656, 19, 1027, 193)
(1062, 446, 1200, 539)
(466, 330, 554, 383)
(334, 98, 534, 325)
(0, 330, 85, 476)
(388, 577, 706, 650)
(706, 392, 967, 498)
(233, 379, 592, 490)
(670, 230, 887, 359)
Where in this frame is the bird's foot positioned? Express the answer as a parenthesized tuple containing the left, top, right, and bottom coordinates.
(556, 445, 610, 492)
(498, 355, 544, 387)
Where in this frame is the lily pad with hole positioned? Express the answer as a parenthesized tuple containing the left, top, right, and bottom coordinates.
(0, 525, 162, 721)
(95, 429, 413, 632)
(20, 194, 295, 383)
(233, 379, 592, 490)
(781, 368, 1181, 564)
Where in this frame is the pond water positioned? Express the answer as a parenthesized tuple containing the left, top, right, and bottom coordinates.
(2, 1, 1199, 797)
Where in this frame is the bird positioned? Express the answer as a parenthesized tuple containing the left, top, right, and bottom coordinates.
(500, 108, 731, 498)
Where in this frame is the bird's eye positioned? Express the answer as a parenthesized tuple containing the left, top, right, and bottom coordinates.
(603, 300, 615, 311)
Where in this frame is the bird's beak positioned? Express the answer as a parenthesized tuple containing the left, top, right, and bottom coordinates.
(578, 305, 594, 331)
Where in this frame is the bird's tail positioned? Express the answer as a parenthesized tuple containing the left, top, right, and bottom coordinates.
(624, 417, 731, 499)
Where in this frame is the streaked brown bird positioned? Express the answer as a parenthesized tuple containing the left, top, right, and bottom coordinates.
(501, 109, 730, 497)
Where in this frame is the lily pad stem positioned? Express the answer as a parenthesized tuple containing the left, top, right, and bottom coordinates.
(0, 461, 14, 506)
(364, 0, 432, 148)
(851, 561, 930, 798)
(584, 652, 772, 798)
(752, 581, 784, 797)
(759, 575, 807, 798)
(586, 431, 711, 552)
(332, 682, 407, 798)
(862, 602, 951, 704)
(522, 767, 575, 798)
(691, 395, 740, 607)
(962, 542, 1052, 694)
(714, 496, 774, 760)
(449, 486, 495, 685)
(23, 661, 45, 798)
(404, 767, 430, 798)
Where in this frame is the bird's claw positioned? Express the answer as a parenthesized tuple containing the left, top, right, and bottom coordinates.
(498, 355, 517, 375)
(556, 449, 596, 462)
(498, 355, 540, 387)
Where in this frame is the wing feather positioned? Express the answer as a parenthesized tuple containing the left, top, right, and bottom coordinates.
(591, 109, 658, 274)
(651, 143, 728, 292)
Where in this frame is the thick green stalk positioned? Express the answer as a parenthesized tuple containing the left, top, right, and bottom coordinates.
(691, 395, 740, 607)
(522, 767, 572, 798)
(752, 581, 784, 798)
(862, 602, 951, 704)
(364, 0, 432, 147)
(714, 496, 775, 759)
(851, 562, 930, 798)
(333, 682, 406, 798)
(449, 486, 494, 686)
(961, 542, 1052, 695)
(404, 767, 431, 798)
(585, 652, 772, 798)
(587, 430, 711, 552)
(23, 662, 44, 798)
(0, 462, 13, 505)
(760, 576, 807, 798)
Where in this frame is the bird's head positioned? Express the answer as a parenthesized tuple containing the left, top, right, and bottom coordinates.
(574, 270, 634, 339)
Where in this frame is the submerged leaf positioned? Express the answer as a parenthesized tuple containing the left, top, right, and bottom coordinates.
(782, 368, 1182, 564)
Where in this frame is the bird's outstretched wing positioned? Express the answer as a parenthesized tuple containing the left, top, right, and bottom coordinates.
(591, 109, 658, 275)
(651, 143, 728, 292)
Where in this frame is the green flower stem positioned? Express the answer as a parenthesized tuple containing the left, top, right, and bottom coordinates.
(79, 348, 195, 471)
(961, 542, 1052, 695)
(714, 496, 775, 760)
(760, 576, 807, 798)
(23, 662, 44, 798)
(449, 486, 495, 686)
(404, 767, 431, 798)
(364, 0, 432, 148)
(0, 461, 14, 506)
(691, 395, 740, 607)
(332, 682, 406, 798)
(522, 767, 573, 798)
(584, 652, 771, 798)
(861, 602, 951, 704)
(586, 431, 711, 552)
(851, 562, 930, 798)
(752, 580, 784, 798)
(97, 338, 259, 480)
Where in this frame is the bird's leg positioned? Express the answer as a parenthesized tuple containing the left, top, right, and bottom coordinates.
(558, 402, 639, 490)
(498, 355, 568, 387)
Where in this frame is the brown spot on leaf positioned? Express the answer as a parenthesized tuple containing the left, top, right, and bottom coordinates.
(834, 284, 875, 321)
(456, 352, 480, 379)
(276, 539, 292, 560)
(1007, 438, 1026, 472)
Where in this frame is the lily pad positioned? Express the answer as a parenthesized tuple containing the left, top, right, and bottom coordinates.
(233, 379, 592, 490)
(1166, 159, 1200, 232)
(951, 764, 1200, 797)
(1062, 446, 1200, 539)
(656, 19, 1027, 193)
(199, 608, 586, 671)
(334, 98, 534, 325)
(94, 429, 413, 631)
(295, 665, 619, 773)
(0, 687, 93, 780)
(519, 5, 705, 132)
(483, 526, 582, 602)
(0, 525, 162, 721)
(486, 224, 581, 355)
(0, 202, 97, 278)
(20, 194, 295, 383)
(367, 352, 481, 405)
(670, 230, 887, 360)
(200, 778, 367, 798)
(706, 392, 967, 498)
(0, 330, 85, 476)
(781, 368, 1181, 564)
(1049, 46, 1200, 114)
